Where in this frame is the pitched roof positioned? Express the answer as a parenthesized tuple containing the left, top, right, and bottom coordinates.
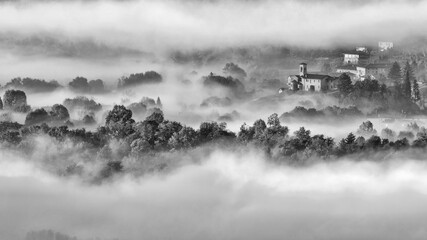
(343, 51, 370, 59)
(365, 63, 390, 69)
(336, 65, 357, 71)
(306, 73, 331, 80)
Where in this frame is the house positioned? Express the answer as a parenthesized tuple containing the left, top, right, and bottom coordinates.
(336, 65, 358, 76)
(336, 63, 390, 81)
(343, 51, 370, 65)
(356, 47, 368, 53)
(378, 42, 393, 52)
(364, 63, 390, 80)
(287, 63, 336, 92)
(336, 65, 364, 82)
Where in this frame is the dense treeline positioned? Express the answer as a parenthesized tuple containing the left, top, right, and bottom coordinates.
(1, 104, 427, 181)
(0, 70, 162, 93)
(337, 61, 423, 114)
(280, 105, 363, 121)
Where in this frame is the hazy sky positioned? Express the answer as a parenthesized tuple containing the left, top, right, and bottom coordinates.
(1, 0, 427, 56)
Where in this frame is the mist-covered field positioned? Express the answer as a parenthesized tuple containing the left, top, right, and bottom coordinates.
(3, 148, 427, 240)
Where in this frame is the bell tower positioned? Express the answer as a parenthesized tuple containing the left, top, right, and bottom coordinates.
(299, 63, 307, 77)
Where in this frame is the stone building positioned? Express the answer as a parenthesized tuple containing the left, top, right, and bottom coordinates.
(287, 63, 336, 92)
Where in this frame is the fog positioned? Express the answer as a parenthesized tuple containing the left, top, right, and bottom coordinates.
(2, 148, 427, 240)
(2, 0, 427, 239)
(1, 0, 427, 52)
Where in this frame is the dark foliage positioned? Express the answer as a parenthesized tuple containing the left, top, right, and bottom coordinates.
(25, 108, 50, 126)
(5, 77, 61, 92)
(118, 71, 162, 88)
(202, 73, 247, 97)
(69, 77, 90, 93)
(223, 62, 247, 80)
(280, 106, 363, 121)
(69, 77, 106, 93)
(63, 96, 102, 112)
(3, 89, 31, 112)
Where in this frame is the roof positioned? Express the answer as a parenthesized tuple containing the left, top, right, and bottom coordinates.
(365, 63, 390, 69)
(306, 73, 331, 80)
(343, 51, 370, 58)
(336, 65, 357, 71)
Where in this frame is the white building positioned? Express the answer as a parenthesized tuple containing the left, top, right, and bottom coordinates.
(344, 53, 360, 65)
(356, 47, 368, 53)
(379, 42, 393, 52)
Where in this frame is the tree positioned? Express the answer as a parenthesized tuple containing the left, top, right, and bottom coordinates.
(223, 62, 247, 80)
(198, 122, 235, 143)
(267, 113, 280, 128)
(357, 121, 377, 136)
(293, 127, 311, 150)
(105, 105, 135, 138)
(145, 111, 164, 125)
(82, 115, 96, 125)
(69, 76, 90, 92)
(307, 134, 334, 158)
(402, 62, 413, 100)
(337, 73, 353, 97)
(156, 120, 182, 148)
(412, 79, 421, 102)
(118, 71, 162, 88)
(402, 67, 412, 100)
(168, 126, 198, 149)
(337, 132, 357, 155)
(156, 97, 163, 108)
(237, 123, 255, 143)
(25, 108, 50, 126)
(381, 128, 395, 140)
(88, 79, 105, 93)
(49, 104, 70, 122)
(263, 114, 289, 150)
(105, 105, 134, 125)
(3, 89, 31, 112)
(388, 61, 401, 81)
(63, 96, 102, 112)
(99, 161, 123, 179)
(252, 119, 267, 143)
(365, 135, 382, 149)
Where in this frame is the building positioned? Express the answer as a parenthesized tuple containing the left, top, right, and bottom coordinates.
(336, 65, 358, 75)
(336, 63, 390, 81)
(287, 63, 336, 92)
(343, 51, 370, 65)
(379, 42, 393, 52)
(364, 63, 390, 80)
(356, 47, 368, 53)
(336, 65, 360, 82)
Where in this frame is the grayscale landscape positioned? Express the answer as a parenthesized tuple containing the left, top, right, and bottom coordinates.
(1, 0, 427, 240)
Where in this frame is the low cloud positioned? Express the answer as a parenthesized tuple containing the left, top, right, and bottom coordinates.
(2, 148, 427, 240)
(0, 0, 427, 55)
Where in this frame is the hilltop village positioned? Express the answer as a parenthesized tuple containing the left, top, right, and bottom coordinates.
(287, 41, 425, 93)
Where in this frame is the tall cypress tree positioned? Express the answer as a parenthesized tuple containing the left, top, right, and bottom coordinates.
(402, 67, 412, 100)
(412, 79, 421, 102)
(403, 61, 415, 82)
(388, 61, 401, 81)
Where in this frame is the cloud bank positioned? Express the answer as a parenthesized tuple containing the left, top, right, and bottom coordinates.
(1, 0, 427, 56)
(2, 149, 427, 240)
